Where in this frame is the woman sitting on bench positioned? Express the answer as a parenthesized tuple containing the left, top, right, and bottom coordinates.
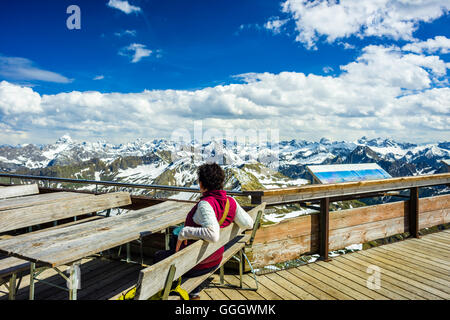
(155, 162, 254, 300)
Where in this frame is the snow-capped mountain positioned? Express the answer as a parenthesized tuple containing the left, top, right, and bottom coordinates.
(0, 135, 448, 223)
(1, 135, 448, 182)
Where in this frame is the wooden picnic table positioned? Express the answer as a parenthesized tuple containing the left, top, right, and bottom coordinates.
(0, 199, 193, 299)
(0, 200, 192, 267)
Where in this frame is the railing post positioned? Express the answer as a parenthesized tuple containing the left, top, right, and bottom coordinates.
(409, 187, 420, 238)
(319, 197, 330, 262)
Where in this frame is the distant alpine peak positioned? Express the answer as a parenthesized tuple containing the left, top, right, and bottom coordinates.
(55, 135, 73, 144)
(319, 137, 332, 145)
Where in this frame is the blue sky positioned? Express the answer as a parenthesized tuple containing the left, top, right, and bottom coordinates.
(0, 0, 449, 144)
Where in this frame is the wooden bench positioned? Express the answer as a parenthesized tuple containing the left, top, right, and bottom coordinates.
(0, 191, 132, 299)
(130, 202, 266, 300)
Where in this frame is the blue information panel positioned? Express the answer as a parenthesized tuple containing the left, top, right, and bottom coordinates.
(306, 163, 392, 184)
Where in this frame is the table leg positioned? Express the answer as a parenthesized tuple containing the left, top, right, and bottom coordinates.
(126, 243, 131, 263)
(68, 262, 81, 300)
(239, 250, 243, 288)
(29, 263, 35, 300)
(165, 228, 170, 250)
(8, 273, 17, 300)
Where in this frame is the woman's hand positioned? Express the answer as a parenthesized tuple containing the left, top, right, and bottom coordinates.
(175, 239, 188, 252)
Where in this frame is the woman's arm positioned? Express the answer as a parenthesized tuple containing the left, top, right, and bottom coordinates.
(233, 200, 254, 230)
(177, 201, 220, 243)
(177, 198, 254, 243)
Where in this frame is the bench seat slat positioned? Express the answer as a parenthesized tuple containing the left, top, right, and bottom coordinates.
(168, 234, 251, 299)
(0, 215, 106, 279)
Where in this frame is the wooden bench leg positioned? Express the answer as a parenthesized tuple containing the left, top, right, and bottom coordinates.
(241, 250, 258, 291)
(219, 265, 225, 285)
(161, 265, 176, 300)
(215, 249, 259, 291)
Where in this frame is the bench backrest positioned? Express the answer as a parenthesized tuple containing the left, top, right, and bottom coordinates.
(0, 184, 39, 200)
(0, 192, 131, 233)
(134, 202, 266, 300)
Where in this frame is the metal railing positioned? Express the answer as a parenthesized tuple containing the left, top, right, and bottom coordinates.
(0, 172, 248, 196)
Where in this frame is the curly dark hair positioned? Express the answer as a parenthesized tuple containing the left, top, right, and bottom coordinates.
(197, 162, 225, 191)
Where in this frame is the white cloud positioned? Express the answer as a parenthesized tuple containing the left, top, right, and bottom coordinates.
(276, 0, 450, 49)
(322, 66, 333, 73)
(107, 0, 141, 14)
(264, 17, 289, 34)
(119, 43, 152, 63)
(114, 30, 137, 37)
(402, 36, 450, 54)
(1, 44, 448, 144)
(0, 56, 72, 83)
(93, 75, 105, 80)
(0, 80, 42, 115)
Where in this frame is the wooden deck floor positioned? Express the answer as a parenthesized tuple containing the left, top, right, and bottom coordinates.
(199, 229, 450, 300)
(1, 230, 449, 300)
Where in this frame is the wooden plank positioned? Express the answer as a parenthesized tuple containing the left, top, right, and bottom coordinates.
(307, 262, 388, 300)
(198, 291, 212, 300)
(328, 257, 424, 300)
(425, 232, 450, 243)
(238, 274, 282, 300)
(0, 192, 131, 233)
(203, 285, 230, 300)
(0, 184, 39, 200)
(287, 267, 354, 300)
(275, 268, 335, 300)
(385, 242, 450, 267)
(209, 274, 248, 300)
(221, 275, 265, 300)
(316, 259, 407, 300)
(347, 253, 449, 299)
(418, 237, 450, 250)
(255, 274, 299, 300)
(395, 242, 450, 261)
(134, 203, 266, 300)
(374, 244, 450, 271)
(404, 239, 450, 257)
(0, 192, 92, 211)
(299, 264, 370, 300)
(264, 271, 318, 300)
